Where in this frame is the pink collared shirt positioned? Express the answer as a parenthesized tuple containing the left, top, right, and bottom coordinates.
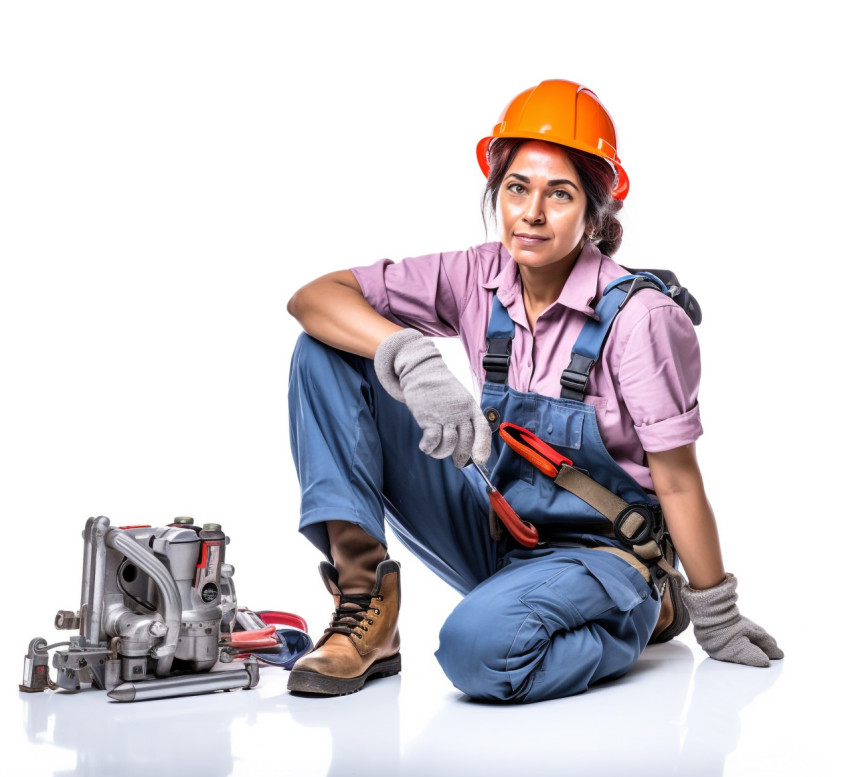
(351, 241, 702, 491)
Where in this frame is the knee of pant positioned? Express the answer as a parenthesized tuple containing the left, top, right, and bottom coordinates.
(435, 601, 530, 703)
(290, 333, 366, 391)
(291, 332, 333, 377)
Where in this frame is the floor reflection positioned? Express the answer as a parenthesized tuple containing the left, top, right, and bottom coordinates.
(19, 665, 401, 777)
(20, 665, 302, 777)
(289, 677, 401, 777)
(677, 654, 783, 775)
(398, 641, 783, 776)
(17, 640, 782, 777)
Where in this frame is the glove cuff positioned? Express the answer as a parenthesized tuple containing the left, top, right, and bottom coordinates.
(374, 329, 425, 402)
(682, 572, 737, 604)
(681, 572, 740, 628)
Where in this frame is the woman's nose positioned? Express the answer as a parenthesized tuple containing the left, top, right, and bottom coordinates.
(523, 194, 545, 224)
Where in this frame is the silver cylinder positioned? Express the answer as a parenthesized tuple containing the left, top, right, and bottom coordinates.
(80, 516, 110, 646)
(107, 658, 259, 702)
(103, 658, 122, 691)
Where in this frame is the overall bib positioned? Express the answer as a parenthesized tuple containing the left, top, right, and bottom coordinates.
(288, 287, 661, 703)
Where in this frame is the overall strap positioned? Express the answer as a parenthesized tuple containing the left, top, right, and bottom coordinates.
(483, 294, 515, 384)
(560, 272, 668, 401)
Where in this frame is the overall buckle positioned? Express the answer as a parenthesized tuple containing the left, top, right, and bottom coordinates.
(613, 503, 657, 547)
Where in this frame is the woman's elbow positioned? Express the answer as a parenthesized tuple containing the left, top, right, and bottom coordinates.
(287, 279, 323, 323)
(287, 271, 361, 323)
(286, 287, 305, 321)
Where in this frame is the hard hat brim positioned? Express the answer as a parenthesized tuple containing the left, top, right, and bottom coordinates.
(476, 135, 629, 201)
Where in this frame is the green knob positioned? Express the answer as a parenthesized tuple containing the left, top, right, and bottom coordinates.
(203, 523, 222, 531)
(173, 517, 194, 525)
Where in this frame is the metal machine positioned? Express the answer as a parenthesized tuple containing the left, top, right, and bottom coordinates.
(21, 515, 260, 700)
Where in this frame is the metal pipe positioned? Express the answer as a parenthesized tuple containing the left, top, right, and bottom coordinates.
(105, 528, 181, 676)
(80, 516, 110, 646)
(107, 657, 259, 702)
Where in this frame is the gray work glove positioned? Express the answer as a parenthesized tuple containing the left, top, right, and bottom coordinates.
(374, 329, 491, 468)
(681, 573, 784, 667)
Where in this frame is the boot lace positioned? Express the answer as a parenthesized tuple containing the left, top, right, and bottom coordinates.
(325, 593, 375, 639)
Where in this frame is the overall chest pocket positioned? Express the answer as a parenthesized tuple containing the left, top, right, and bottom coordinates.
(531, 399, 593, 452)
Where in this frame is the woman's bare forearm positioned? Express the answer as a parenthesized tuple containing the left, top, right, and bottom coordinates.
(647, 444, 726, 590)
(287, 270, 402, 358)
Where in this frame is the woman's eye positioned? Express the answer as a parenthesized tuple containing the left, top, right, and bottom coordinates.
(506, 183, 526, 194)
(552, 189, 572, 201)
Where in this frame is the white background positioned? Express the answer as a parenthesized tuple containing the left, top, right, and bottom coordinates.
(1, 1, 846, 775)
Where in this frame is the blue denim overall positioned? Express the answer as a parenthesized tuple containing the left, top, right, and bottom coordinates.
(288, 283, 661, 703)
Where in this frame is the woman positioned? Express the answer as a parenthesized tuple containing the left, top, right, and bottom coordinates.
(285, 79, 782, 703)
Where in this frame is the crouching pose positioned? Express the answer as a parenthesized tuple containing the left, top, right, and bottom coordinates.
(285, 79, 782, 703)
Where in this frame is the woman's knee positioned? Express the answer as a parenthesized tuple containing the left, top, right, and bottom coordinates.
(435, 598, 543, 703)
(291, 333, 354, 380)
(289, 333, 375, 412)
(433, 570, 642, 703)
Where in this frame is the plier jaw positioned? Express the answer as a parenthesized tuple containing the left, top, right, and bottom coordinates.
(498, 422, 573, 478)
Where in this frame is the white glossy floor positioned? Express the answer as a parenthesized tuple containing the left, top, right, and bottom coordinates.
(7, 546, 836, 777)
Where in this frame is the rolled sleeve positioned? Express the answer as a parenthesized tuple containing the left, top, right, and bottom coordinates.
(618, 303, 703, 452)
(634, 403, 703, 452)
(350, 248, 478, 338)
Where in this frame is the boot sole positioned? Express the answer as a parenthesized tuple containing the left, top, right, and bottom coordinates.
(287, 653, 401, 696)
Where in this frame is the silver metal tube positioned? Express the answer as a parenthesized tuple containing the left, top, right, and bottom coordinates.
(107, 658, 259, 702)
(80, 516, 110, 646)
(471, 461, 496, 492)
(106, 528, 181, 676)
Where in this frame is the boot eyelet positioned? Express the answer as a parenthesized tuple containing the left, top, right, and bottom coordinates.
(373, 608, 380, 615)
(368, 619, 374, 625)
(356, 633, 363, 639)
(376, 595, 384, 601)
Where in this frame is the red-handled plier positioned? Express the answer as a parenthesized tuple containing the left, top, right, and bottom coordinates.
(470, 461, 539, 548)
(221, 624, 279, 650)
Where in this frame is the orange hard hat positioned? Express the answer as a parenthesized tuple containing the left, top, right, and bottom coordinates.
(476, 79, 629, 200)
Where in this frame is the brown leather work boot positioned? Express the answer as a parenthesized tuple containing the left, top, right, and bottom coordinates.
(287, 559, 401, 695)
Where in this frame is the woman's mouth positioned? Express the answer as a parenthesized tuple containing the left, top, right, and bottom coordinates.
(514, 233, 548, 245)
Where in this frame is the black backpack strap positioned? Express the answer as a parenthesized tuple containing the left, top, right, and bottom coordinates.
(560, 272, 669, 401)
(623, 266, 702, 326)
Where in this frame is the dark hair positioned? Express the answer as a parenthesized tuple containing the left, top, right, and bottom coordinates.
(480, 138, 624, 256)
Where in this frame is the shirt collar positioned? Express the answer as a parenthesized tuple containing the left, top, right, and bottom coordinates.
(482, 241, 603, 319)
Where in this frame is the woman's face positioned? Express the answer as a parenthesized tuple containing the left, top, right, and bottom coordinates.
(498, 141, 588, 272)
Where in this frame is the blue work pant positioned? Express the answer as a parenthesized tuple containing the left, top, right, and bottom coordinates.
(288, 334, 660, 703)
